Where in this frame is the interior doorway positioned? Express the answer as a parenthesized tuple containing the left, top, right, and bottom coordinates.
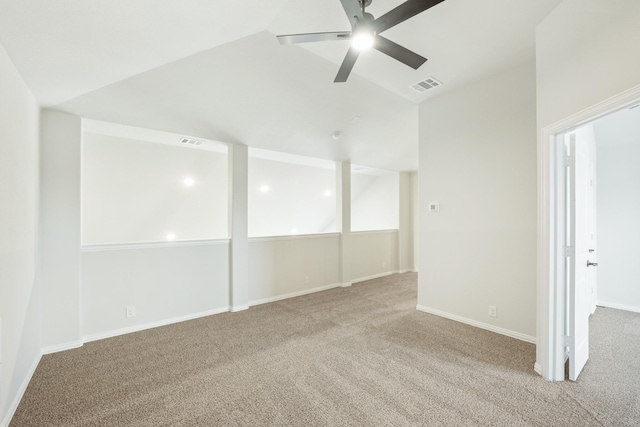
(538, 85, 640, 382)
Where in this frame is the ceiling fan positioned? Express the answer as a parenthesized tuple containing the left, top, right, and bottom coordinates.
(277, 0, 445, 82)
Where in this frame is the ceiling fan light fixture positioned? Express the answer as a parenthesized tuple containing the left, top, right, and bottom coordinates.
(276, 0, 442, 82)
(351, 29, 375, 51)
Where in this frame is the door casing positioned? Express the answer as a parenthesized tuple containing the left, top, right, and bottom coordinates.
(537, 84, 640, 381)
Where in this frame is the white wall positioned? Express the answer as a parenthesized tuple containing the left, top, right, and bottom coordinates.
(82, 242, 230, 340)
(39, 111, 82, 351)
(418, 61, 537, 341)
(248, 155, 336, 237)
(82, 133, 228, 244)
(0, 43, 41, 425)
(351, 170, 399, 232)
(248, 234, 340, 304)
(594, 107, 640, 311)
(411, 172, 419, 272)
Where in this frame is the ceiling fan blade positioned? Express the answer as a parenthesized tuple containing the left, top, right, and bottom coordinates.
(334, 47, 360, 82)
(373, 0, 445, 34)
(277, 31, 351, 45)
(339, 0, 365, 28)
(374, 35, 427, 69)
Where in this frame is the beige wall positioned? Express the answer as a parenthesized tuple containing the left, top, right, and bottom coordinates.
(248, 234, 341, 304)
(418, 61, 538, 341)
(536, 0, 640, 129)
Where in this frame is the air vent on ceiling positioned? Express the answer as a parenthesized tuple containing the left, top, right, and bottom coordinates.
(180, 137, 203, 146)
(411, 77, 443, 93)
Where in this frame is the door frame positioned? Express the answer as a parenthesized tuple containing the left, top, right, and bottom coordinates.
(537, 84, 640, 381)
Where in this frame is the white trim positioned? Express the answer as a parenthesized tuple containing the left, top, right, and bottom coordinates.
(534, 363, 542, 376)
(41, 340, 83, 355)
(416, 305, 536, 344)
(340, 282, 352, 288)
(249, 283, 342, 307)
(597, 301, 640, 314)
(248, 233, 340, 243)
(398, 269, 414, 274)
(543, 85, 640, 136)
(82, 238, 230, 252)
(82, 307, 230, 343)
(351, 229, 398, 235)
(537, 83, 640, 382)
(230, 305, 249, 313)
(352, 270, 398, 284)
(1, 352, 42, 427)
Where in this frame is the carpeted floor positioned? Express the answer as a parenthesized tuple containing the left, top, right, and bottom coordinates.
(11, 273, 640, 426)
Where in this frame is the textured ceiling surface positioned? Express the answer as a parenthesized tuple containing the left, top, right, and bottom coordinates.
(0, 0, 562, 171)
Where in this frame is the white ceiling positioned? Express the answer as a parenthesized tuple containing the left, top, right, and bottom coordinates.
(0, 0, 562, 171)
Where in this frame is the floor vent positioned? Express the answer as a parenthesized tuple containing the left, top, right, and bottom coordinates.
(180, 137, 203, 146)
(411, 77, 443, 93)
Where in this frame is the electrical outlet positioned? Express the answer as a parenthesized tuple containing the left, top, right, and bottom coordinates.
(126, 306, 136, 318)
(489, 305, 497, 318)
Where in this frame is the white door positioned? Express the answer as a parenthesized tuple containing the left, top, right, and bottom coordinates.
(587, 157, 598, 315)
(568, 133, 591, 381)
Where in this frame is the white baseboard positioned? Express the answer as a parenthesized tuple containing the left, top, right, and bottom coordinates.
(534, 362, 542, 376)
(249, 283, 342, 306)
(82, 306, 230, 343)
(415, 305, 536, 344)
(597, 300, 640, 314)
(41, 340, 83, 355)
(1, 351, 42, 427)
(230, 305, 249, 312)
(340, 282, 352, 288)
(352, 270, 398, 284)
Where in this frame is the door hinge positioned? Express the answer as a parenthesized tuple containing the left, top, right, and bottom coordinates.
(565, 246, 575, 257)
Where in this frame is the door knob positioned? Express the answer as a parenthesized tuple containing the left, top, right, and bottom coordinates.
(587, 261, 598, 267)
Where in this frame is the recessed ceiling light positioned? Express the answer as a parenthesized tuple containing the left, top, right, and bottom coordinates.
(324, 190, 332, 197)
(290, 228, 298, 234)
(332, 131, 342, 140)
(260, 185, 270, 193)
(183, 177, 195, 187)
(166, 233, 176, 241)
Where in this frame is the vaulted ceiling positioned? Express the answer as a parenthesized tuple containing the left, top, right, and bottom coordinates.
(0, 0, 562, 171)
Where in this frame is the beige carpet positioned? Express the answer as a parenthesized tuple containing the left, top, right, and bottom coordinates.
(11, 273, 640, 426)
